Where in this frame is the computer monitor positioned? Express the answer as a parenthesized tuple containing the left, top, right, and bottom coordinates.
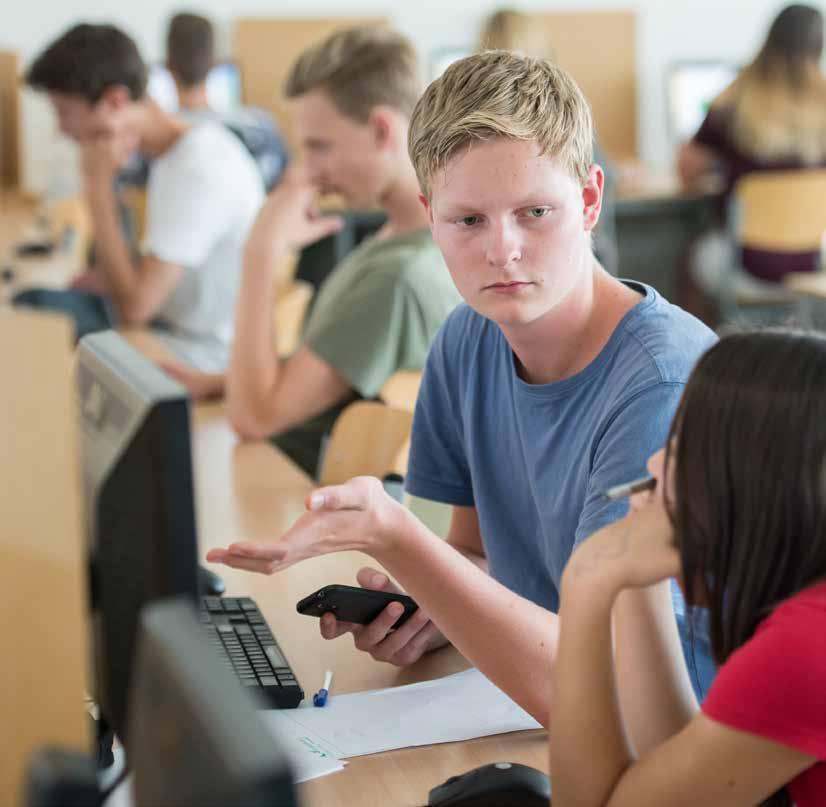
(206, 62, 243, 114)
(77, 331, 199, 741)
(147, 62, 243, 114)
(129, 598, 297, 807)
(667, 60, 739, 143)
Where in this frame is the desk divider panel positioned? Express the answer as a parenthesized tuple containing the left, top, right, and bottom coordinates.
(0, 309, 90, 806)
(529, 10, 638, 161)
(233, 17, 386, 156)
(0, 50, 21, 189)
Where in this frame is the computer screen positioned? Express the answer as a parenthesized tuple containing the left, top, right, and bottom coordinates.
(77, 331, 199, 740)
(147, 61, 243, 114)
(667, 61, 739, 143)
(129, 598, 296, 807)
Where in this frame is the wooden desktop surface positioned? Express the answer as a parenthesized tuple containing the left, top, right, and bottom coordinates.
(189, 402, 548, 805)
(0, 191, 82, 304)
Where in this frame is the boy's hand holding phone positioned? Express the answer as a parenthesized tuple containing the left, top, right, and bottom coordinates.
(318, 567, 449, 667)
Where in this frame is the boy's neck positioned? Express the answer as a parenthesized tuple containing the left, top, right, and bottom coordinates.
(135, 99, 190, 158)
(504, 263, 643, 386)
(175, 82, 210, 112)
(375, 158, 429, 240)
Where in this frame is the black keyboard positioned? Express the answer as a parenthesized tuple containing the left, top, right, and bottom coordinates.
(201, 596, 304, 709)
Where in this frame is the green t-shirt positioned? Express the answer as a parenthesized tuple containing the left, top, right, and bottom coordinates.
(273, 227, 461, 477)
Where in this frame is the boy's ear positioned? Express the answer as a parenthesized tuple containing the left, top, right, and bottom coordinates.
(418, 193, 435, 227)
(581, 163, 603, 232)
(369, 107, 393, 149)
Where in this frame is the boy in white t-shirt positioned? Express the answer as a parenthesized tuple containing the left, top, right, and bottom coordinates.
(19, 23, 263, 371)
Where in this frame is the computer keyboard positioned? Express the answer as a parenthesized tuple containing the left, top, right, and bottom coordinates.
(201, 596, 304, 709)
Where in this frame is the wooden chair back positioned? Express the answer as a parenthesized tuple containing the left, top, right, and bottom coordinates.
(319, 401, 413, 487)
(379, 370, 422, 413)
(734, 169, 826, 254)
(274, 279, 314, 357)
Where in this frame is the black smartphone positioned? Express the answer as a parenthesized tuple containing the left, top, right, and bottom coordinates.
(296, 584, 418, 629)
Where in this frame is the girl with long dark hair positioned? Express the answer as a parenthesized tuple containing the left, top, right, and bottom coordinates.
(552, 331, 826, 806)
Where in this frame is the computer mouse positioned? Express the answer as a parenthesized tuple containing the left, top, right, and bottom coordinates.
(428, 762, 551, 806)
(198, 565, 226, 596)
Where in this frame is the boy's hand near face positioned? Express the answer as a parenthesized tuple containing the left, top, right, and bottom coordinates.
(243, 165, 344, 267)
(79, 131, 138, 188)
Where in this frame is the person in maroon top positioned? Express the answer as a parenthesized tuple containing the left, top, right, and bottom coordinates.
(551, 330, 826, 807)
(679, 4, 826, 283)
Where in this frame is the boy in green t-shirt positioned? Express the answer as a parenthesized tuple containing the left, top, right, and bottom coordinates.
(166, 26, 459, 477)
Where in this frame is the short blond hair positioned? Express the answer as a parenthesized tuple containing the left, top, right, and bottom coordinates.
(284, 26, 421, 122)
(409, 50, 593, 198)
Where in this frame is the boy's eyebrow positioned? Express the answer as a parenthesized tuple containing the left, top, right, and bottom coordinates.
(303, 137, 330, 149)
(437, 195, 558, 216)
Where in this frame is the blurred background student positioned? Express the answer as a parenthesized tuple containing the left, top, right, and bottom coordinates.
(479, 7, 618, 276)
(163, 12, 288, 191)
(679, 4, 826, 293)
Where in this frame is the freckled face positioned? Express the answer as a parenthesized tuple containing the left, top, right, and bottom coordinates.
(423, 138, 602, 328)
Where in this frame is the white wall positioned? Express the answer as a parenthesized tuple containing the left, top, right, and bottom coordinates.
(2, 0, 794, 194)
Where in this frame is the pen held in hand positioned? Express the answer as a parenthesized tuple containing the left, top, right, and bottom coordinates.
(601, 475, 656, 501)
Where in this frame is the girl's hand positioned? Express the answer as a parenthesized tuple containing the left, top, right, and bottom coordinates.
(563, 448, 680, 596)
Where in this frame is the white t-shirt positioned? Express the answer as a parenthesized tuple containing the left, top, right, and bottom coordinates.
(143, 121, 264, 370)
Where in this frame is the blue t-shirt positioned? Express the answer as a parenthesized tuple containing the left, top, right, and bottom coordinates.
(406, 283, 718, 692)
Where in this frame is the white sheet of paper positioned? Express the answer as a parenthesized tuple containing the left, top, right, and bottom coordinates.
(262, 668, 542, 759)
(261, 712, 346, 783)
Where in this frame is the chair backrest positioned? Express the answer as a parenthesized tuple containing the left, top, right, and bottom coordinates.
(274, 279, 313, 357)
(319, 401, 413, 487)
(733, 169, 826, 253)
(379, 371, 422, 413)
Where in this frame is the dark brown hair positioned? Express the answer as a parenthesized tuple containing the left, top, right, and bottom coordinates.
(669, 330, 826, 805)
(167, 12, 214, 87)
(753, 4, 824, 87)
(26, 23, 146, 103)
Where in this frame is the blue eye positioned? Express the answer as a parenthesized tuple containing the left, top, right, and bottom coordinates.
(527, 207, 550, 218)
(458, 215, 479, 227)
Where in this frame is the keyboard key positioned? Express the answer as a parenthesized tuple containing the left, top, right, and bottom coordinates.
(259, 676, 278, 687)
(223, 599, 240, 612)
(203, 597, 223, 613)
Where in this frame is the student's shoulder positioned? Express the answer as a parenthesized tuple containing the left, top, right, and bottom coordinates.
(358, 231, 459, 301)
(368, 230, 448, 284)
(154, 121, 255, 178)
(616, 281, 717, 385)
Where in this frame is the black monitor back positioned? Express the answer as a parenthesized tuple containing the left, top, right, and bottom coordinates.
(77, 332, 199, 740)
(129, 598, 297, 807)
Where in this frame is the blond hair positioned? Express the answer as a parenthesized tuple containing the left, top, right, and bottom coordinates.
(284, 26, 421, 122)
(478, 8, 554, 61)
(713, 64, 826, 164)
(713, 4, 826, 163)
(409, 50, 593, 198)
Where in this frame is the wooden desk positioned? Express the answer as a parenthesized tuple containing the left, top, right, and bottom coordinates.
(0, 191, 84, 305)
(189, 403, 548, 806)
